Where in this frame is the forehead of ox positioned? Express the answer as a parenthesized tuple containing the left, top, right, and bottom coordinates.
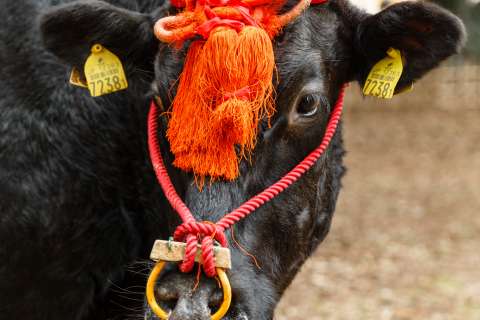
(153, 7, 346, 222)
(274, 7, 349, 99)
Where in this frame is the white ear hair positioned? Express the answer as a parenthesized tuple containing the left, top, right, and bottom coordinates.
(348, 0, 408, 14)
(348, 0, 382, 13)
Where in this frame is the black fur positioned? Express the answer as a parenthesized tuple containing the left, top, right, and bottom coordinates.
(0, 1, 166, 319)
(0, 0, 465, 319)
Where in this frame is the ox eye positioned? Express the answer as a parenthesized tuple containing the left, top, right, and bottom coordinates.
(297, 93, 321, 117)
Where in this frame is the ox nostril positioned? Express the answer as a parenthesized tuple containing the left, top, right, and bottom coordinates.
(155, 286, 178, 313)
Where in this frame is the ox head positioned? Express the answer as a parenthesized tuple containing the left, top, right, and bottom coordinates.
(41, 0, 465, 319)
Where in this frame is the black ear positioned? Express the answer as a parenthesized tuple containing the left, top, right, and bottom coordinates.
(40, 0, 157, 68)
(354, 1, 466, 93)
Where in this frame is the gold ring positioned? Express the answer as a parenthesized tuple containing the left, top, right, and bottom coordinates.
(146, 261, 232, 319)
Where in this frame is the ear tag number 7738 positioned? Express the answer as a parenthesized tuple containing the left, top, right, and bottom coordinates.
(84, 44, 128, 97)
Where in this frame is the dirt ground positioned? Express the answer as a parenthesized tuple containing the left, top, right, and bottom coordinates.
(275, 66, 480, 320)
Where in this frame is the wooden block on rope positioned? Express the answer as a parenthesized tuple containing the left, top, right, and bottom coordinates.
(150, 240, 232, 269)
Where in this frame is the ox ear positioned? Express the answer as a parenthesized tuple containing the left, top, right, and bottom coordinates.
(40, 0, 157, 68)
(353, 1, 466, 94)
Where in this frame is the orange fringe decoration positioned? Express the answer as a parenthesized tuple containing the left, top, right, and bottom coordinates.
(167, 26, 275, 181)
(155, 0, 313, 183)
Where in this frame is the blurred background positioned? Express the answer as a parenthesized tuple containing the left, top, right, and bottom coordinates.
(276, 0, 480, 319)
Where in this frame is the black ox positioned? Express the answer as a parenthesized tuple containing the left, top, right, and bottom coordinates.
(0, 0, 465, 319)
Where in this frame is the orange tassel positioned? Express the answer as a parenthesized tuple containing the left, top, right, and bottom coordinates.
(166, 25, 275, 183)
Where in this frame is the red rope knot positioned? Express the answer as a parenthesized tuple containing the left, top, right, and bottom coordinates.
(173, 221, 227, 277)
(155, 0, 317, 44)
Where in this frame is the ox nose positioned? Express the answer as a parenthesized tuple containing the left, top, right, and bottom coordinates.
(154, 270, 224, 320)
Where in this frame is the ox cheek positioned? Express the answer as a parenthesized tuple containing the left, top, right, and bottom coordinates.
(296, 207, 312, 230)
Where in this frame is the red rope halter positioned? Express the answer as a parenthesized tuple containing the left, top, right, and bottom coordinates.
(148, 84, 347, 277)
(155, 0, 328, 44)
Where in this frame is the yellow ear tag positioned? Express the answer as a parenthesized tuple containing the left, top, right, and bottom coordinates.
(84, 44, 128, 97)
(363, 48, 403, 99)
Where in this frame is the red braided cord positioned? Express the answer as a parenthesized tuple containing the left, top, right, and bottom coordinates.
(148, 113, 195, 224)
(147, 84, 346, 276)
(148, 108, 204, 273)
(155, 0, 327, 44)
